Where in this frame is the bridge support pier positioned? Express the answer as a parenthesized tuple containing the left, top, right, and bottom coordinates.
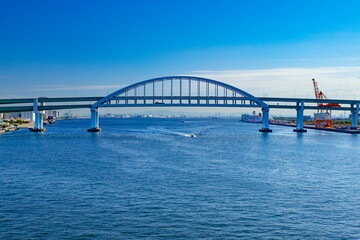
(294, 101, 307, 132)
(259, 107, 272, 132)
(350, 103, 359, 130)
(30, 99, 46, 132)
(88, 107, 102, 132)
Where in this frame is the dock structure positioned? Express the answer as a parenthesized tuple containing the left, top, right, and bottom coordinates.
(1, 76, 360, 133)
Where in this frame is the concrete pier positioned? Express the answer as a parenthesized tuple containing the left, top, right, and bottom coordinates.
(350, 103, 359, 130)
(294, 101, 307, 132)
(259, 107, 272, 132)
(87, 107, 102, 132)
(30, 99, 46, 132)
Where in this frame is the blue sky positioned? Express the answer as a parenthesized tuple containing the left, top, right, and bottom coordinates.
(1, 0, 360, 104)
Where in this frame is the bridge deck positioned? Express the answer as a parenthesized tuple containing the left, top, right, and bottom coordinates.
(0, 96, 358, 112)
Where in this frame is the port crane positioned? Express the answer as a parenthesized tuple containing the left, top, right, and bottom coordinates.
(312, 78, 341, 127)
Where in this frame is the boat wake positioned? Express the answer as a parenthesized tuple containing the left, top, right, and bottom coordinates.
(147, 127, 199, 138)
(181, 133, 197, 138)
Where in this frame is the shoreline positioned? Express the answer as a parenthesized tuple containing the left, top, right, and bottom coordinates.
(0, 123, 34, 134)
(271, 122, 360, 134)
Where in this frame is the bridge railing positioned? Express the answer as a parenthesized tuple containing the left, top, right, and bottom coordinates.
(101, 96, 260, 106)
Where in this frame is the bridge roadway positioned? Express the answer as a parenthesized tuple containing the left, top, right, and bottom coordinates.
(0, 96, 359, 112)
(0, 96, 360, 132)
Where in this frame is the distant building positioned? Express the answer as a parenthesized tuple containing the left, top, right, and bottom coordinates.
(314, 112, 330, 120)
(8, 112, 35, 121)
(0, 111, 37, 121)
(8, 112, 21, 119)
(303, 115, 312, 121)
(20, 112, 35, 121)
(45, 110, 60, 118)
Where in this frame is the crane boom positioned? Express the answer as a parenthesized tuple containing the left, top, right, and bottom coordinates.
(312, 78, 328, 101)
(312, 78, 319, 100)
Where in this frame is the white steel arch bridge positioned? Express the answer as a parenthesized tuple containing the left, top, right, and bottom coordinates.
(88, 76, 271, 132)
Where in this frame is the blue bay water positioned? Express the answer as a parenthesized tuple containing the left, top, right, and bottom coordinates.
(1, 118, 360, 239)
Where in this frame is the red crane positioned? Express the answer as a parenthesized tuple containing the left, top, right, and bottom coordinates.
(312, 78, 341, 127)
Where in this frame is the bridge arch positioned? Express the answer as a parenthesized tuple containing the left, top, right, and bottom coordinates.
(88, 76, 271, 132)
(94, 76, 268, 108)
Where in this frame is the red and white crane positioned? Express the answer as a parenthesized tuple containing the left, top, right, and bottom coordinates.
(312, 78, 341, 127)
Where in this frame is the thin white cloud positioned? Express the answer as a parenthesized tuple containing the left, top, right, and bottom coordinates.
(191, 66, 360, 99)
(193, 67, 360, 78)
(0, 94, 33, 99)
(41, 84, 126, 91)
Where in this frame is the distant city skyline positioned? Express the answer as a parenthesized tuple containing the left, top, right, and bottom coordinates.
(1, 0, 360, 113)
